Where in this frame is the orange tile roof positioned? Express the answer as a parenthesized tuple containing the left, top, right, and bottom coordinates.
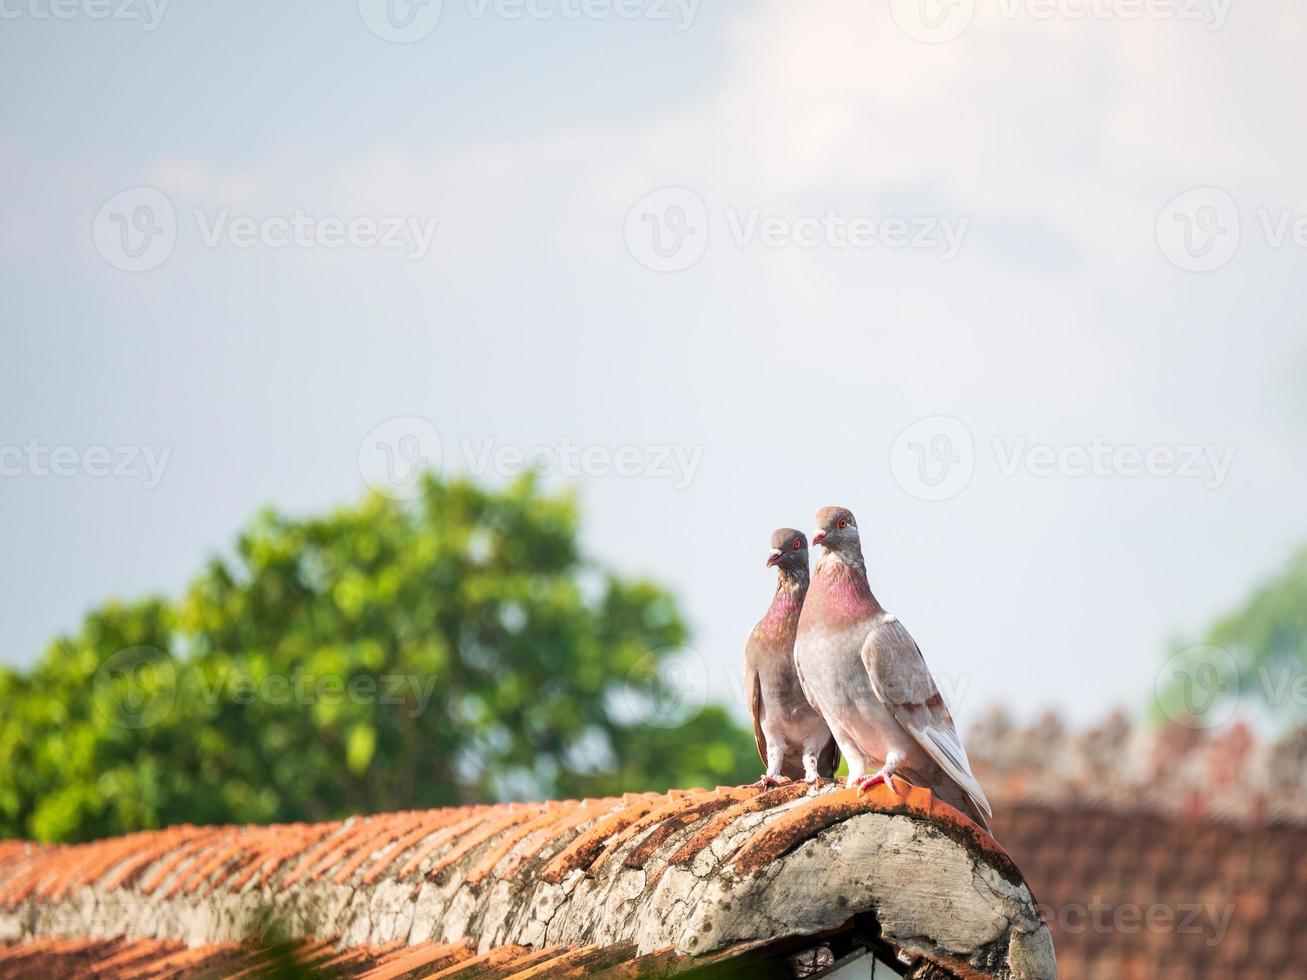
(0, 936, 691, 979)
(0, 782, 1047, 979)
(0, 935, 876, 980)
(0, 783, 1003, 910)
(992, 801, 1307, 980)
(970, 713, 1307, 980)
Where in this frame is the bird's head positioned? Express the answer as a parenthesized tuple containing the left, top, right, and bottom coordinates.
(811, 506, 862, 560)
(766, 527, 809, 580)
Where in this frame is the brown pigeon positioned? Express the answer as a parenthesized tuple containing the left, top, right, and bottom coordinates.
(793, 507, 992, 830)
(744, 528, 840, 785)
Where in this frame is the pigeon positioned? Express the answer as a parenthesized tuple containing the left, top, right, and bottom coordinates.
(793, 506, 992, 830)
(744, 528, 840, 786)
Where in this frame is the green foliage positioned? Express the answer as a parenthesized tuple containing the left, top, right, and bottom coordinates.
(0, 474, 757, 842)
(1206, 547, 1307, 681)
(1154, 546, 1307, 725)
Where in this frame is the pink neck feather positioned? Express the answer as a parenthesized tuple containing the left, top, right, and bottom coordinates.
(810, 555, 880, 624)
(754, 579, 806, 643)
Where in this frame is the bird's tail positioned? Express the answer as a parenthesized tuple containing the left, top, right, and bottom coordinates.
(932, 776, 991, 833)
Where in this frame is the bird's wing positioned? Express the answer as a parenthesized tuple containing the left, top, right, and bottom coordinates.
(793, 636, 821, 715)
(744, 644, 768, 766)
(789, 621, 820, 716)
(861, 617, 991, 820)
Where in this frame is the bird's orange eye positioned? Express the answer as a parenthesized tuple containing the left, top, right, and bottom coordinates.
(837, 518, 849, 529)
(792, 539, 802, 550)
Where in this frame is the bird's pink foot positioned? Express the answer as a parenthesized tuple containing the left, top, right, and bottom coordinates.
(752, 774, 792, 789)
(849, 773, 880, 795)
(850, 771, 899, 797)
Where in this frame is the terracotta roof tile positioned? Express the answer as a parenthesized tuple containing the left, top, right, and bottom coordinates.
(424, 943, 533, 978)
(585, 945, 683, 979)
(312, 939, 406, 976)
(395, 808, 494, 879)
(990, 795, 1307, 980)
(466, 797, 616, 885)
(0, 781, 1048, 980)
(469, 944, 568, 977)
(358, 808, 485, 885)
(537, 793, 665, 883)
(583, 790, 716, 878)
(251, 821, 342, 890)
(184, 827, 259, 891)
(48, 832, 143, 902)
(278, 820, 353, 890)
(87, 937, 187, 974)
(502, 942, 633, 978)
(331, 812, 425, 886)
(356, 940, 471, 979)
(425, 804, 553, 883)
(665, 780, 812, 867)
(0, 782, 1017, 908)
(621, 787, 755, 870)
(138, 827, 228, 896)
(99, 828, 192, 893)
(177, 831, 260, 895)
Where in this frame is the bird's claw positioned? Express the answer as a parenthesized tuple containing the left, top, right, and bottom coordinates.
(851, 771, 899, 797)
(752, 774, 792, 789)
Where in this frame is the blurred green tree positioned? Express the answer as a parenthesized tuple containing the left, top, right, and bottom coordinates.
(1154, 546, 1307, 726)
(0, 475, 756, 842)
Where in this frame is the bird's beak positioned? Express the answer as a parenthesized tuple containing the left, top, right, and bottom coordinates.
(765, 548, 783, 568)
(811, 530, 827, 545)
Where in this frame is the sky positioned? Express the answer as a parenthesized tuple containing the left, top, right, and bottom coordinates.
(2, 0, 1306, 732)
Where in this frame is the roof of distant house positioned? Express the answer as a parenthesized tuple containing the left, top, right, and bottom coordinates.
(972, 712, 1307, 979)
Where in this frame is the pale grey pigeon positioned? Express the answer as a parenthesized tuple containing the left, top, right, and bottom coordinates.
(744, 528, 840, 785)
(793, 506, 992, 830)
